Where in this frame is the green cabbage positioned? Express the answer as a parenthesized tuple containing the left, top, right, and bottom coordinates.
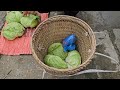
(6, 11, 23, 23)
(65, 50, 81, 69)
(44, 54, 68, 69)
(20, 14, 40, 28)
(2, 22, 25, 40)
(48, 43, 68, 60)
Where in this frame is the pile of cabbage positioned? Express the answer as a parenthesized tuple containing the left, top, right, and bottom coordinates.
(2, 11, 40, 40)
(44, 35, 82, 69)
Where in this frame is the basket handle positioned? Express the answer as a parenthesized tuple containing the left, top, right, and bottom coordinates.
(68, 52, 119, 76)
(68, 31, 120, 76)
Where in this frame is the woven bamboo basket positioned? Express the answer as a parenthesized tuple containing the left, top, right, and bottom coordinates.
(31, 15, 96, 76)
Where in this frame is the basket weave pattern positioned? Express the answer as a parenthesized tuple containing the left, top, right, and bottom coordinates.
(31, 15, 96, 75)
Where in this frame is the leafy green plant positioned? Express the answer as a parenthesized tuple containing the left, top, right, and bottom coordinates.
(20, 14, 40, 28)
(2, 22, 25, 40)
(44, 55, 68, 69)
(6, 11, 23, 23)
(65, 50, 81, 68)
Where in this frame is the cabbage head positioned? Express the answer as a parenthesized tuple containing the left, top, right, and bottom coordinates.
(65, 50, 81, 69)
(20, 14, 40, 28)
(48, 43, 68, 60)
(6, 11, 23, 23)
(44, 54, 68, 69)
(2, 22, 25, 40)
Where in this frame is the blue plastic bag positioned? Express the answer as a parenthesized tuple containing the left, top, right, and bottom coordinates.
(62, 34, 77, 52)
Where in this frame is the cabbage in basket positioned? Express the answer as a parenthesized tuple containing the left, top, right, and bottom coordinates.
(65, 50, 81, 69)
(44, 54, 68, 69)
(48, 43, 68, 60)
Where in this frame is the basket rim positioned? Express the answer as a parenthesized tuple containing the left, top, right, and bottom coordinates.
(31, 15, 96, 72)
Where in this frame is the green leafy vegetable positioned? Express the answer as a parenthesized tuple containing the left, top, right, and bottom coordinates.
(65, 50, 81, 69)
(2, 22, 25, 40)
(6, 11, 23, 23)
(48, 43, 68, 60)
(44, 55, 68, 69)
(20, 14, 40, 28)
